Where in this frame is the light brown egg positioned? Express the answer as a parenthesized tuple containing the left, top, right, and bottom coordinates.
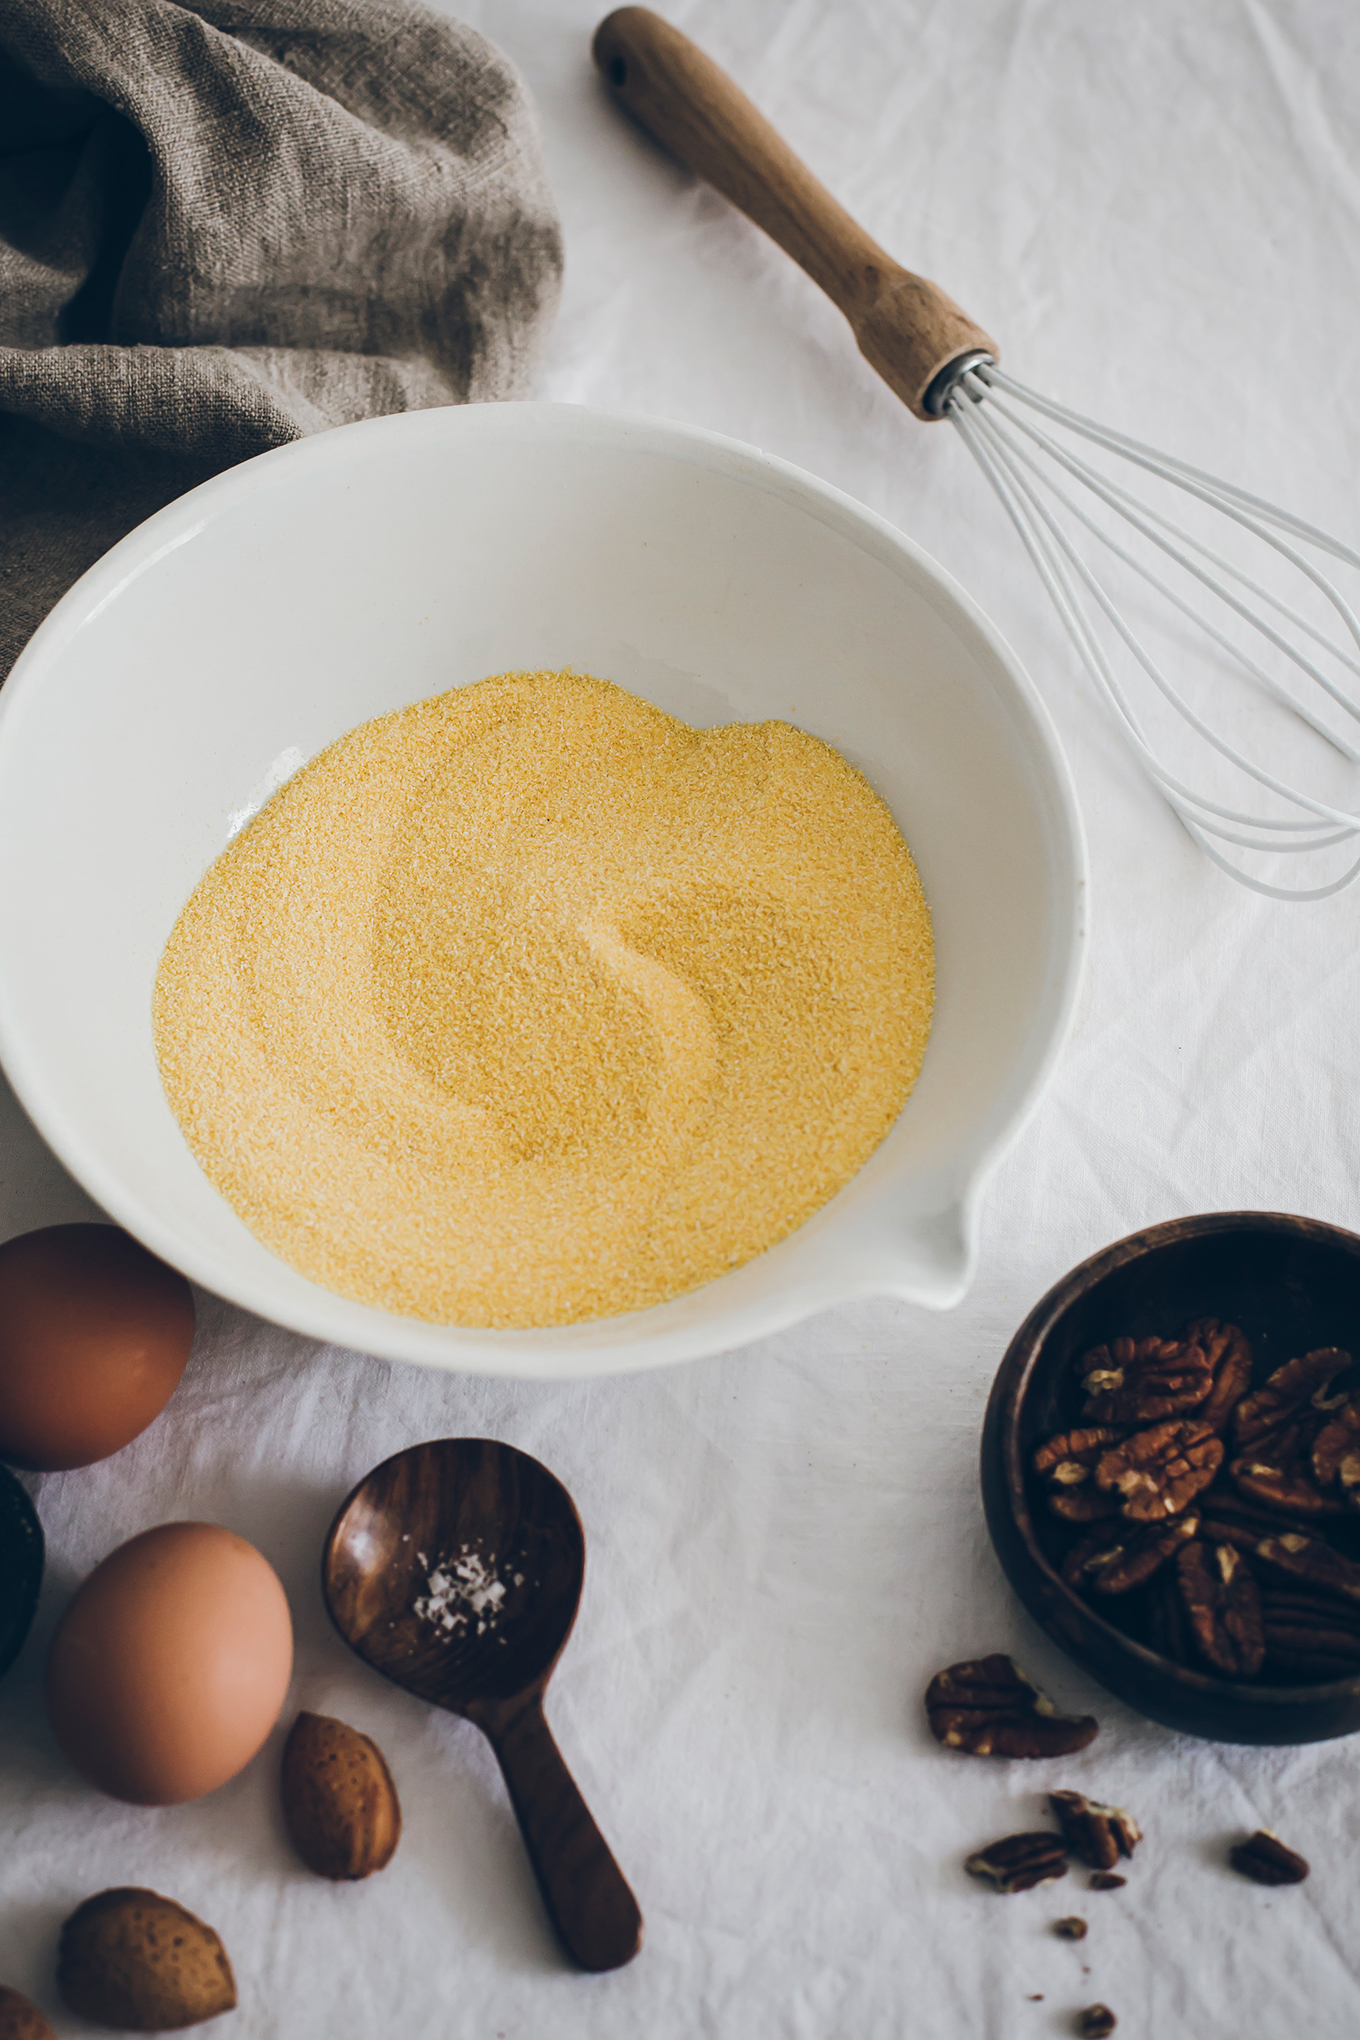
(46, 1522, 293, 1805)
(0, 1225, 194, 1472)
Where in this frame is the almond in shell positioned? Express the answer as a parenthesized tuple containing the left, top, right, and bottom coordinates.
(57, 1888, 235, 2031)
(281, 1711, 402, 1880)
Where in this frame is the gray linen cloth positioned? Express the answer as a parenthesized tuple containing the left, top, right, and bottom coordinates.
(0, 0, 563, 677)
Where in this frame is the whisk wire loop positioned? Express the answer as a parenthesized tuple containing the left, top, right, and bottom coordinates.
(981, 367, 1360, 575)
(945, 365, 1360, 898)
(961, 395, 1360, 790)
(951, 399, 1334, 846)
(976, 379, 1360, 725)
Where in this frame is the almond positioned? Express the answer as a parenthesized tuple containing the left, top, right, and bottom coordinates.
(0, 1985, 58, 2040)
(280, 1711, 401, 1880)
(57, 1888, 235, 2030)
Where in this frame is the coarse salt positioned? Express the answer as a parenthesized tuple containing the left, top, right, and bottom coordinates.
(413, 1546, 520, 1640)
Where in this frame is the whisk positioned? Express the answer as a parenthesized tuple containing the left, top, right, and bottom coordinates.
(594, 9, 1360, 900)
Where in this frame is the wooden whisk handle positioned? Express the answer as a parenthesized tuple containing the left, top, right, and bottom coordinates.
(592, 6, 997, 419)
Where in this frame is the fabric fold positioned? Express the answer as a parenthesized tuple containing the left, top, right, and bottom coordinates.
(0, 0, 563, 675)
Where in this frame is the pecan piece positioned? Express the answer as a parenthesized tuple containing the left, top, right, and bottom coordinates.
(1062, 1511, 1200, 1595)
(1229, 1454, 1344, 1518)
(1078, 1335, 1213, 1425)
(964, 1832, 1069, 1892)
(1089, 1872, 1126, 1891)
(1311, 1396, 1360, 1507)
(1175, 1541, 1264, 1677)
(1095, 1420, 1223, 1521)
(1233, 1348, 1352, 1455)
(925, 1655, 1099, 1757)
(1049, 1789, 1141, 1870)
(1186, 1318, 1254, 1433)
(1033, 1427, 1127, 1521)
(1229, 1831, 1309, 1885)
(1076, 2008, 1117, 2037)
(1252, 1531, 1360, 1603)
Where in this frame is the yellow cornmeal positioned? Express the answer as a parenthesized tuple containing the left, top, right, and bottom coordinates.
(154, 671, 934, 1327)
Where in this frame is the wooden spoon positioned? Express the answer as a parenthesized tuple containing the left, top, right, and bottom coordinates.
(322, 1437, 643, 1973)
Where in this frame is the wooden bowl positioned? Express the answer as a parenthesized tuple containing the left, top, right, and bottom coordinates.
(982, 1211, 1360, 1744)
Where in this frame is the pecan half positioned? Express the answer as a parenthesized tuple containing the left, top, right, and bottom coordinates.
(1260, 1584, 1360, 1633)
(1251, 1531, 1360, 1603)
(1095, 1421, 1223, 1521)
(1261, 1587, 1360, 1679)
(1033, 1427, 1127, 1522)
(1063, 1511, 1201, 1595)
(1048, 1790, 1141, 1870)
(1186, 1318, 1254, 1433)
(1311, 1397, 1360, 1507)
(1078, 1335, 1213, 1425)
(1147, 1567, 1192, 1663)
(1089, 1872, 1126, 1891)
(1237, 1413, 1318, 1470)
(964, 1832, 1069, 1893)
(925, 1655, 1099, 1757)
(1228, 1455, 1345, 1518)
(1264, 1642, 1360, 1679)
(1076, 2007, 1117, 2038)
(1199, 1490, 1313, 1552)
(1233, 1348, 1352, 1456)
(1229, 1831, 1309, 1886)
(1175, 1541, 1264, 1677)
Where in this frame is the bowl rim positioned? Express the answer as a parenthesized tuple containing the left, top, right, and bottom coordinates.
(990, 1207, 1360, 1711)
(0, 400, 1088, 1375)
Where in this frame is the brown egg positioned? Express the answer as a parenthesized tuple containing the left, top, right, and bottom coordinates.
(46, 1522, 293, 1805)
(0, 1225, 193, 1471)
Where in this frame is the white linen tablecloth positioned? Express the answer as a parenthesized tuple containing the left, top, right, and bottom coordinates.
(3, 1, 1360, 2033)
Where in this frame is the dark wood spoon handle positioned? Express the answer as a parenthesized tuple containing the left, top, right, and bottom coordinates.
(470, 1692, 643, 1973)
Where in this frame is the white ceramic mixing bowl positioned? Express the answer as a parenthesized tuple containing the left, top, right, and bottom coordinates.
(0, 404, 1084, 1377)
